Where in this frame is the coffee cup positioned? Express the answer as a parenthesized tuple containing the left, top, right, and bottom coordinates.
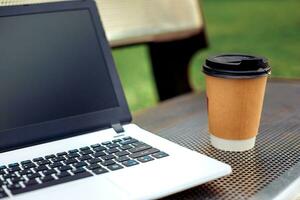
(202, 54, 271, 151)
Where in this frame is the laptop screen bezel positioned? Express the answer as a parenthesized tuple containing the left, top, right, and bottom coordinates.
(0, 1, 132, 152)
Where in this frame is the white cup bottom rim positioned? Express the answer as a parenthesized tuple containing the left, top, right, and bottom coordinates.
(210, 134, 256, 152)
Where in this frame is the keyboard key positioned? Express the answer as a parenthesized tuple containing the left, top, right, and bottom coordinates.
(7, 183, 22, 191)
(106, 148, 119, 154)
(26, 173, 41, 180)
(93, 146, 106, 152)
(45, 154, 56, 159)
(115, 151, 129, 157)
(80, 149, 94, 155)
(57, 152, 67, 156)
(131, 142, 146, 147)
(58, 166, 72, 172)
(93, 151, 106, 158)
(0, 170, 6, 175)
(66, 153, 80, 159)
(112, 139, 121, 143)
(10, 176, 25, 184)
(129, 148, 160, 159)
(0, 191, 8, 198)
(71, 168, 86, 174)
(91, 144, 101, 148)
(93, 168, 108, 175)
(49, 162, 63, 169)
(11, 172, 92, 195)
(41, 175, 55, 183)
(56, 171, 71, 178)
(3, 173, 17, 179)
(24, 179, 39, 187)
(120, 145, 132, 150)
(120, 139, 138, 146)
(8, 163, 19, 168)
(137, 156, 154, 163)
(0, 180, 8, 186)
(68, 149, 79, 153)
(73, 162, 87, 168)
(0, 166, 7, 170)
(0, 180, 4, 186)
(79, 155, 92, 161)
(79, 146, 90, 151)
(87, 164, 101, 170)
(64, 158, 78, 165)
(116, 156, 130, 163)
(101, 141, 112, 145)
(122, 137, 132, 140)
(42, 169, 57, 176)
(19, 169, 33, 176)
(33, 157, 44, 162)
(122, 160, 139, 167)
(107, 164, 123, 171)
(21, 160, 32, 165)
(152, 151, 169, 159)
(8, 166, 21, 173)
(22, 163, 36, 169)
(51, 156, 66, 162)
(35, 165, 48, 172)
(107, 143, 120, 149)
(101, 155, 115, 161)
(37, 160, 51, 166)
(129, 144, 152, 153)
(87, 158, 101, 164)
(102, 160, 115, 166)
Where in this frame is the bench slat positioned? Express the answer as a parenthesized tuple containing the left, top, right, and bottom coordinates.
(0, 0, 204, 46)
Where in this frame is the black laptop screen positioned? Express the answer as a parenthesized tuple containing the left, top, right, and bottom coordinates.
(0, 9, 119, 132)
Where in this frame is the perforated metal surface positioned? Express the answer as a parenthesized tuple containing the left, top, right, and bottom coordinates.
(135, 80, 300, 200)
(159, 116, 300, 200)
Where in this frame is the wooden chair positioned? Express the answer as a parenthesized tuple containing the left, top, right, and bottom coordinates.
(0, 0, 208, 101)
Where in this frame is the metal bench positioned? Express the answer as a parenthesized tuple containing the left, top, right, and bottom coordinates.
(0, 0, 207, 101)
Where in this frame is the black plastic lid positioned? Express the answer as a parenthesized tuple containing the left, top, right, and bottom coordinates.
(202, 54, 271, 78)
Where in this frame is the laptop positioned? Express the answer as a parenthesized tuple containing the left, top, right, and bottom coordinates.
(0, 1, 231, 199)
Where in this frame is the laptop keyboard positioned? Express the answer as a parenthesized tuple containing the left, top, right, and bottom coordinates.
(0, 137, 169, 198)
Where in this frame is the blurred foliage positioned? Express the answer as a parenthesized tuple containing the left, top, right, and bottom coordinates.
(113, 0, 300, 112)
(190, 0, 300, 91)
(112, 45, 158, 112)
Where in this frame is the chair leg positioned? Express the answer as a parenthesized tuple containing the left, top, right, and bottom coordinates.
(148, 31, 208, 101)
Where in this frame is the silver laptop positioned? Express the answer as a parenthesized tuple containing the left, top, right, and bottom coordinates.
(0, 1, 231, 199)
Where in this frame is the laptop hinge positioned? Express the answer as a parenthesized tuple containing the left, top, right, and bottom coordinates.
(111, 123, 124, 134)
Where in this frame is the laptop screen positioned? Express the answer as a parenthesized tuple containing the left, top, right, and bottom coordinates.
(0, 9, 119, 132)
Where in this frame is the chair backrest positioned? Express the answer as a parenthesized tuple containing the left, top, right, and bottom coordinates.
(0, 0, 204, 46)
(96, 0, 204, 47)
(0, 0, 208, 100)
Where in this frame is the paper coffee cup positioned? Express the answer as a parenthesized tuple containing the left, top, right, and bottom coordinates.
(202, 54, 271, 151)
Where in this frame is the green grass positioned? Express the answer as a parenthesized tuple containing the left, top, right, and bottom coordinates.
(190, 0, 300, 90)
(112, 0, 300, 112)
(112, 46, 158, 111)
